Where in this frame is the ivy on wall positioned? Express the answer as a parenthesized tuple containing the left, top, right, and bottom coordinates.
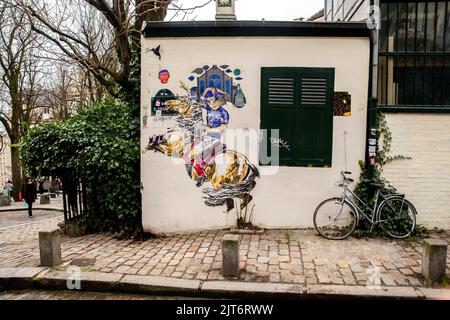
(352, 112, 425, 237)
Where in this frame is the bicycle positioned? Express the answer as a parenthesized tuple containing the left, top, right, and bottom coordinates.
(313, 171, 417, 240)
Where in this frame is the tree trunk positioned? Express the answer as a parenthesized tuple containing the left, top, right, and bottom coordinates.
(10, 144, 22, 201)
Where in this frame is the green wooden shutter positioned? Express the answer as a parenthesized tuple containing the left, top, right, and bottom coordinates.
(260, 68, 298, 165)
(297, 68, 334, 166)
(261, 67, 334, 167)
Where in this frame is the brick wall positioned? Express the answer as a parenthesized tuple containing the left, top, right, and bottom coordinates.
(383, 113, 450, 229)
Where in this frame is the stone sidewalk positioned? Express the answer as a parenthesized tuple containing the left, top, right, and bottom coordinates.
(0, 211, 449, 290)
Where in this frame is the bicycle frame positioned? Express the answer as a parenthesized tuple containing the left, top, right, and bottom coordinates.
(338, 184, 399, 225)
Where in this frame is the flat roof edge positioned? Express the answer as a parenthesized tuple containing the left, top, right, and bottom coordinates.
(143, 21, 371, 38)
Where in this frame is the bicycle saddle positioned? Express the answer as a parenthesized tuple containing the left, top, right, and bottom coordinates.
(370, 181, 385, 188)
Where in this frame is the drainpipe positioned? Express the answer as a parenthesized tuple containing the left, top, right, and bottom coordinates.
(371, 0, 380, 100)
(365, 0, 379, 180)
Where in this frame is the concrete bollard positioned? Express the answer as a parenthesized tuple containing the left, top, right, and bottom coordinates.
(40, 194, 50, 205)
(0, 195, 11, 207)
(222, 234, 240, 277)
(39, 227, 62, 267)
(422, 239, 448, 283)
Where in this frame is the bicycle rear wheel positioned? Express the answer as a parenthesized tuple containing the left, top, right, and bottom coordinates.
(377, 196, 417, 239)
(313, 198, 358, 240)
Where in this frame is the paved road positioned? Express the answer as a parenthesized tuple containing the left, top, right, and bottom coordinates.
(0, 289, 203, 300)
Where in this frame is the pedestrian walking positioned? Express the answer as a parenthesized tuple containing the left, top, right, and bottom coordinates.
(54, 178, 61, 196)
(22, 177, 36, 218)
(42, 177, 50, 193)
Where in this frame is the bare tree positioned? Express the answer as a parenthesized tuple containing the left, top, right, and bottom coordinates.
(40, 63, 105, 121)
(19, 0, 170, 98)
(0, 1, 46, 200)
(20, 0, 213, 99)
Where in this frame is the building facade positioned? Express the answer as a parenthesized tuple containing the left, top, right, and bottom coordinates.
(140, 21, 371, 234)
(325, 0, 371, 21)
(326, 0, 450, 228)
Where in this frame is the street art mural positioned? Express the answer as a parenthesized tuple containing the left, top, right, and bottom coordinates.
(334, 92, 351, 116)
(187, 64, 246, 107)
(158, 69, 170, 84)
(151, 88, 177, 116)
(145, 65, 258, 213)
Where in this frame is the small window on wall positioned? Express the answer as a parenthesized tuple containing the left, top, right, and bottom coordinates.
(260, 67, 335, 167)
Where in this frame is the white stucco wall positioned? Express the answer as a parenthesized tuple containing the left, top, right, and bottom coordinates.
(141, 36, 370, 234)
(383, 114, 450, 229)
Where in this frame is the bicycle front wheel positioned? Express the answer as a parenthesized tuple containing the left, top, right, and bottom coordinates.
(313, 198, 358, 240)
(377, 196, 417, 239)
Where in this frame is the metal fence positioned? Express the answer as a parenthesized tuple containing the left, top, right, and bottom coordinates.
(62, 179, 86, 222)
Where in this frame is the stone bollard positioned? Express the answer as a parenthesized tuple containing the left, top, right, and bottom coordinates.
(40, 194, 50, 205)
(422, 239, 448, 283)
(222, 234, 240, 277)
(39, 227, 62, 267)
(0, 195, 11, 207)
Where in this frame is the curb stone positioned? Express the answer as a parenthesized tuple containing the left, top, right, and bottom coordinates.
(119, 275, 201, 296)
(416, 288, 450, 300)
(34, 270, 123, 292)
(201, 281, 306, 299)
(0, 267, 47, 290)
(306, 284, 424, 299)
(0, 268, 448, 299)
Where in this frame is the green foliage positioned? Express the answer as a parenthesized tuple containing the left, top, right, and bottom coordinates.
(353, 112, 426, 238)
(377, 112, 412, 166)
(20, 98, 141, 236)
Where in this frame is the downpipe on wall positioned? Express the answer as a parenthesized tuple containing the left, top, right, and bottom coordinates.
(365, 0, 380, 180)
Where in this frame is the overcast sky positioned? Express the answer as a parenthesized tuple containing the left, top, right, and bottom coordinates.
(167, 0, 324, 21)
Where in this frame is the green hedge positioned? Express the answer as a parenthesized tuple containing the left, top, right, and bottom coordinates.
(20, 98, 141, 236)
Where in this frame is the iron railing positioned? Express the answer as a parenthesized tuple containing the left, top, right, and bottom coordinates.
(378, 0, 450, 112)
(62, 179, 86, 222)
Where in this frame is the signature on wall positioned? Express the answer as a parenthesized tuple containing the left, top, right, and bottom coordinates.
(270, 137, 290, 151)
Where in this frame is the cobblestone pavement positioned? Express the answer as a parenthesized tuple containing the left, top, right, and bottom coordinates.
(0, 210, 63, 228)
(0, 212, 63, 267)
(0, 213, 449, 287)
(0, 289, 201, 300)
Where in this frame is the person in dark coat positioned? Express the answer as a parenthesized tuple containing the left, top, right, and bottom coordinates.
(22, 177, 37, 218)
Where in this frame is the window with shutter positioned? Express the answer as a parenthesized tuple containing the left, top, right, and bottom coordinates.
(268, 77, 295, 105)
(261, 67, 334, 167)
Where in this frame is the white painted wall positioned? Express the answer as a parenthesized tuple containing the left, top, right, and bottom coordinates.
(141, 36, 370, 234)
(383, 114, 450, 229)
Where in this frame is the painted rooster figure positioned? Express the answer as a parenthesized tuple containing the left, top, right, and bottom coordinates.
(146, 82, 259, 213)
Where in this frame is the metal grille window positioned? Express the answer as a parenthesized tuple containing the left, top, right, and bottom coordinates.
(378, 1, 450, 112)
